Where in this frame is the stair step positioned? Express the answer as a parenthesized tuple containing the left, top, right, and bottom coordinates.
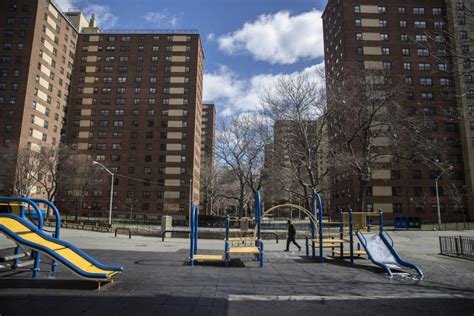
(0, 253, 28, 262)
(15, 259, 35, 268)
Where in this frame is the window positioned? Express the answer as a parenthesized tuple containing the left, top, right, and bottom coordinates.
(414, 21, 427, 28)
(117, 77, 127, 83)
(398, 7, 406, 14)
(421, 92, 434, 100)
(423, 107, 436, 116)
(383, 61, 392, 70)
(399, 20, 406, 28)
(400, 34, 408, 42)
(417, 49, 429, 57)
(420, 77, 433, 86)
(402, 48, 410, 56)
(403, 62, 411, 71)
(419, 63, 431, 71)
(354, 5, 360, 13)
(415, 34, 427, 42)
(440, 78, 452, 86)
(404, 77, 413, 86)
(392, 187, 402, 196)
(356, 33, 362, 41)
(113, 120, 124, 127)
(439, 63, 449, 71)
(464, 75, 473, 83)
(432, 8, 442, 15)
(413, 7, 425, 15)
(380, 33, 389, 41)
(459, 31, 467, 40)
(378, 6, 386, 13)
(379, 20, 388, 27)
(382, 47, 390, 55)
(355, 19, 362, 27)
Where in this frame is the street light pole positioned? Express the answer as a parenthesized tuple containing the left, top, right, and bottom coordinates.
(435, 166, 453, 229)
(93, 161, 114, 225)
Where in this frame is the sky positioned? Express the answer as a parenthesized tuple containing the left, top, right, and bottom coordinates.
(55, 0, 328, 117)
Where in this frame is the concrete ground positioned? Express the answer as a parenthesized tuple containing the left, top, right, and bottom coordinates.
(0, 228, 473, 315)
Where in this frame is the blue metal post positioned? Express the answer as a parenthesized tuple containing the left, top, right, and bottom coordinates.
(259, 240, 264, 268)
(305, 236, 309, 256)
(256, 192, 261, 243)
(194, 205, 198, 255)
(378, 209, 384, 232)
(310, 194, 316, 259)
(349, 208, 354, 264)
(339, 209, 344, 258)
(314, 192, 324, 263)
(189, 205, 194, 266)
(225, 215, 230, 267)
(13, 204, 25, 268)
(31, 199, 61, 272)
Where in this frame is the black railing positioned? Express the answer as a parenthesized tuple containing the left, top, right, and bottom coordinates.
(439, 236, 474, 259)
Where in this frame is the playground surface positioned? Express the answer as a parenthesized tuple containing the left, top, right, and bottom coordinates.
(1, 228, 474, 315)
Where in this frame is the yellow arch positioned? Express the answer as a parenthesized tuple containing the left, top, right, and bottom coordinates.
(259, 204, 318, 235)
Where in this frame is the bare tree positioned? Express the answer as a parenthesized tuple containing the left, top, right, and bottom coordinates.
(0, 145, 43, 197)
(261, 72, 328, 208)
(200, 162, 220, 215)
(326, 70, 411, 211)
(215, 113, 270, 216)
(58, 153, 100, 220)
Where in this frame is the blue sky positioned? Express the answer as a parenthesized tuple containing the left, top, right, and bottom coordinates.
(57, 0, 327, 116)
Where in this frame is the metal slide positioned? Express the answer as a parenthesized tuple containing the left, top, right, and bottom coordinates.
(357, 230, 423, 278)
(0, 214, 122, 281)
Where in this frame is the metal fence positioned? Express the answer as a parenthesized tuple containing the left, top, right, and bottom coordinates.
(439, 236, 474, 259)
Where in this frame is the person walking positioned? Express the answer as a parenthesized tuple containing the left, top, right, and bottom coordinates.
(284, 219, 301, 251)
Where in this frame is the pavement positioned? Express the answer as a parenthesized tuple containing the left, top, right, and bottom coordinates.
(0, 228, 473, 315)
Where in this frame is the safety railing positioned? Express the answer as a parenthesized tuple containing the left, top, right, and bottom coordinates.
(439, 236, 474, 259)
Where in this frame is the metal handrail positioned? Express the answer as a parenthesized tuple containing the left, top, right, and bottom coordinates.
(382, 230, 394, 247)
(162, 230, 190, 242)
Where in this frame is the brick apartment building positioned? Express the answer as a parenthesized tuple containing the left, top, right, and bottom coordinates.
(0, 0, 78, 195)
(0, 0, 209, 219)
(199, 102, 216, 214)
(323, 0, 473, 222)
(64, 29, 204, 217)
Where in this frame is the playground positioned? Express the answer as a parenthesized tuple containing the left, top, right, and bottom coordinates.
(0, 195, 474, 315)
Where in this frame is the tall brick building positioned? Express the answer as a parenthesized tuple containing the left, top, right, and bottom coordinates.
(199, 102, 216, 214)
(0, 0, 78, 195)
(0, 1, 208, 219)
(65, 30, 204, 217)
(323, 0, 473, 222)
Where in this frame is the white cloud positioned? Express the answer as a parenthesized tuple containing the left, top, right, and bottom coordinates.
(216, 10, 324, 65)
(207, 33, 215, 41)
(203, 63, 325, 116)
(83, 4, 118, 29)
(53, 1, 118, 30)
(55, 0, 76, 11)
(144, 10, 182, 28)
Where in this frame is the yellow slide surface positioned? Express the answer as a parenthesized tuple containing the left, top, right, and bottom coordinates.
(0, 215, 122, 281)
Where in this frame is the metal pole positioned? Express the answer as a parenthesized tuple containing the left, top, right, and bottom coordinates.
(109, 173, 114, 225)
(189, 179, 193, 231)
(435, 178, 441, 229)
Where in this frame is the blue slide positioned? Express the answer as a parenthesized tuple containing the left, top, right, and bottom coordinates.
(357, 230, 423, 278)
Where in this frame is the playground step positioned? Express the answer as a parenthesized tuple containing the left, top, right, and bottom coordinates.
(15, 259, 35, 268)
(229, 246, 260, 254)
(0, 252, 29, 262)
(314, 243, 343, 248)
(227, 237, 257, 242)
(193, 254, 225, 262)
(332, 250, 367, 255)
(312, 239, 350, 243)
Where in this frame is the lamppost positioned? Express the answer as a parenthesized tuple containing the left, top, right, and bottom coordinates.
(435, 166, 453, 229)
(92, 161, 114, 225)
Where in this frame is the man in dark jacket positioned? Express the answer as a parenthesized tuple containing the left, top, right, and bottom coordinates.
(284, 219, 301, 251)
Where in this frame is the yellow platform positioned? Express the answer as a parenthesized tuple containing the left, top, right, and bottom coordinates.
(229, 246, 260, 254)
(332, 250, 367, 255)
(312, 238, 350, 244)
(193, 254, 225, 261)
(227, 237, 256, 242)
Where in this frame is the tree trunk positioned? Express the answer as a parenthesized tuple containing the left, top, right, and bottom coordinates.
(358, 179, 367, 211)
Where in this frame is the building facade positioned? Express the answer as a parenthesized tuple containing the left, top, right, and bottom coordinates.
(0, 0, 78, 195)
(199, 102, 216, 214)
(323, 0, 472, 222)
(64, 30, 204, 218)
